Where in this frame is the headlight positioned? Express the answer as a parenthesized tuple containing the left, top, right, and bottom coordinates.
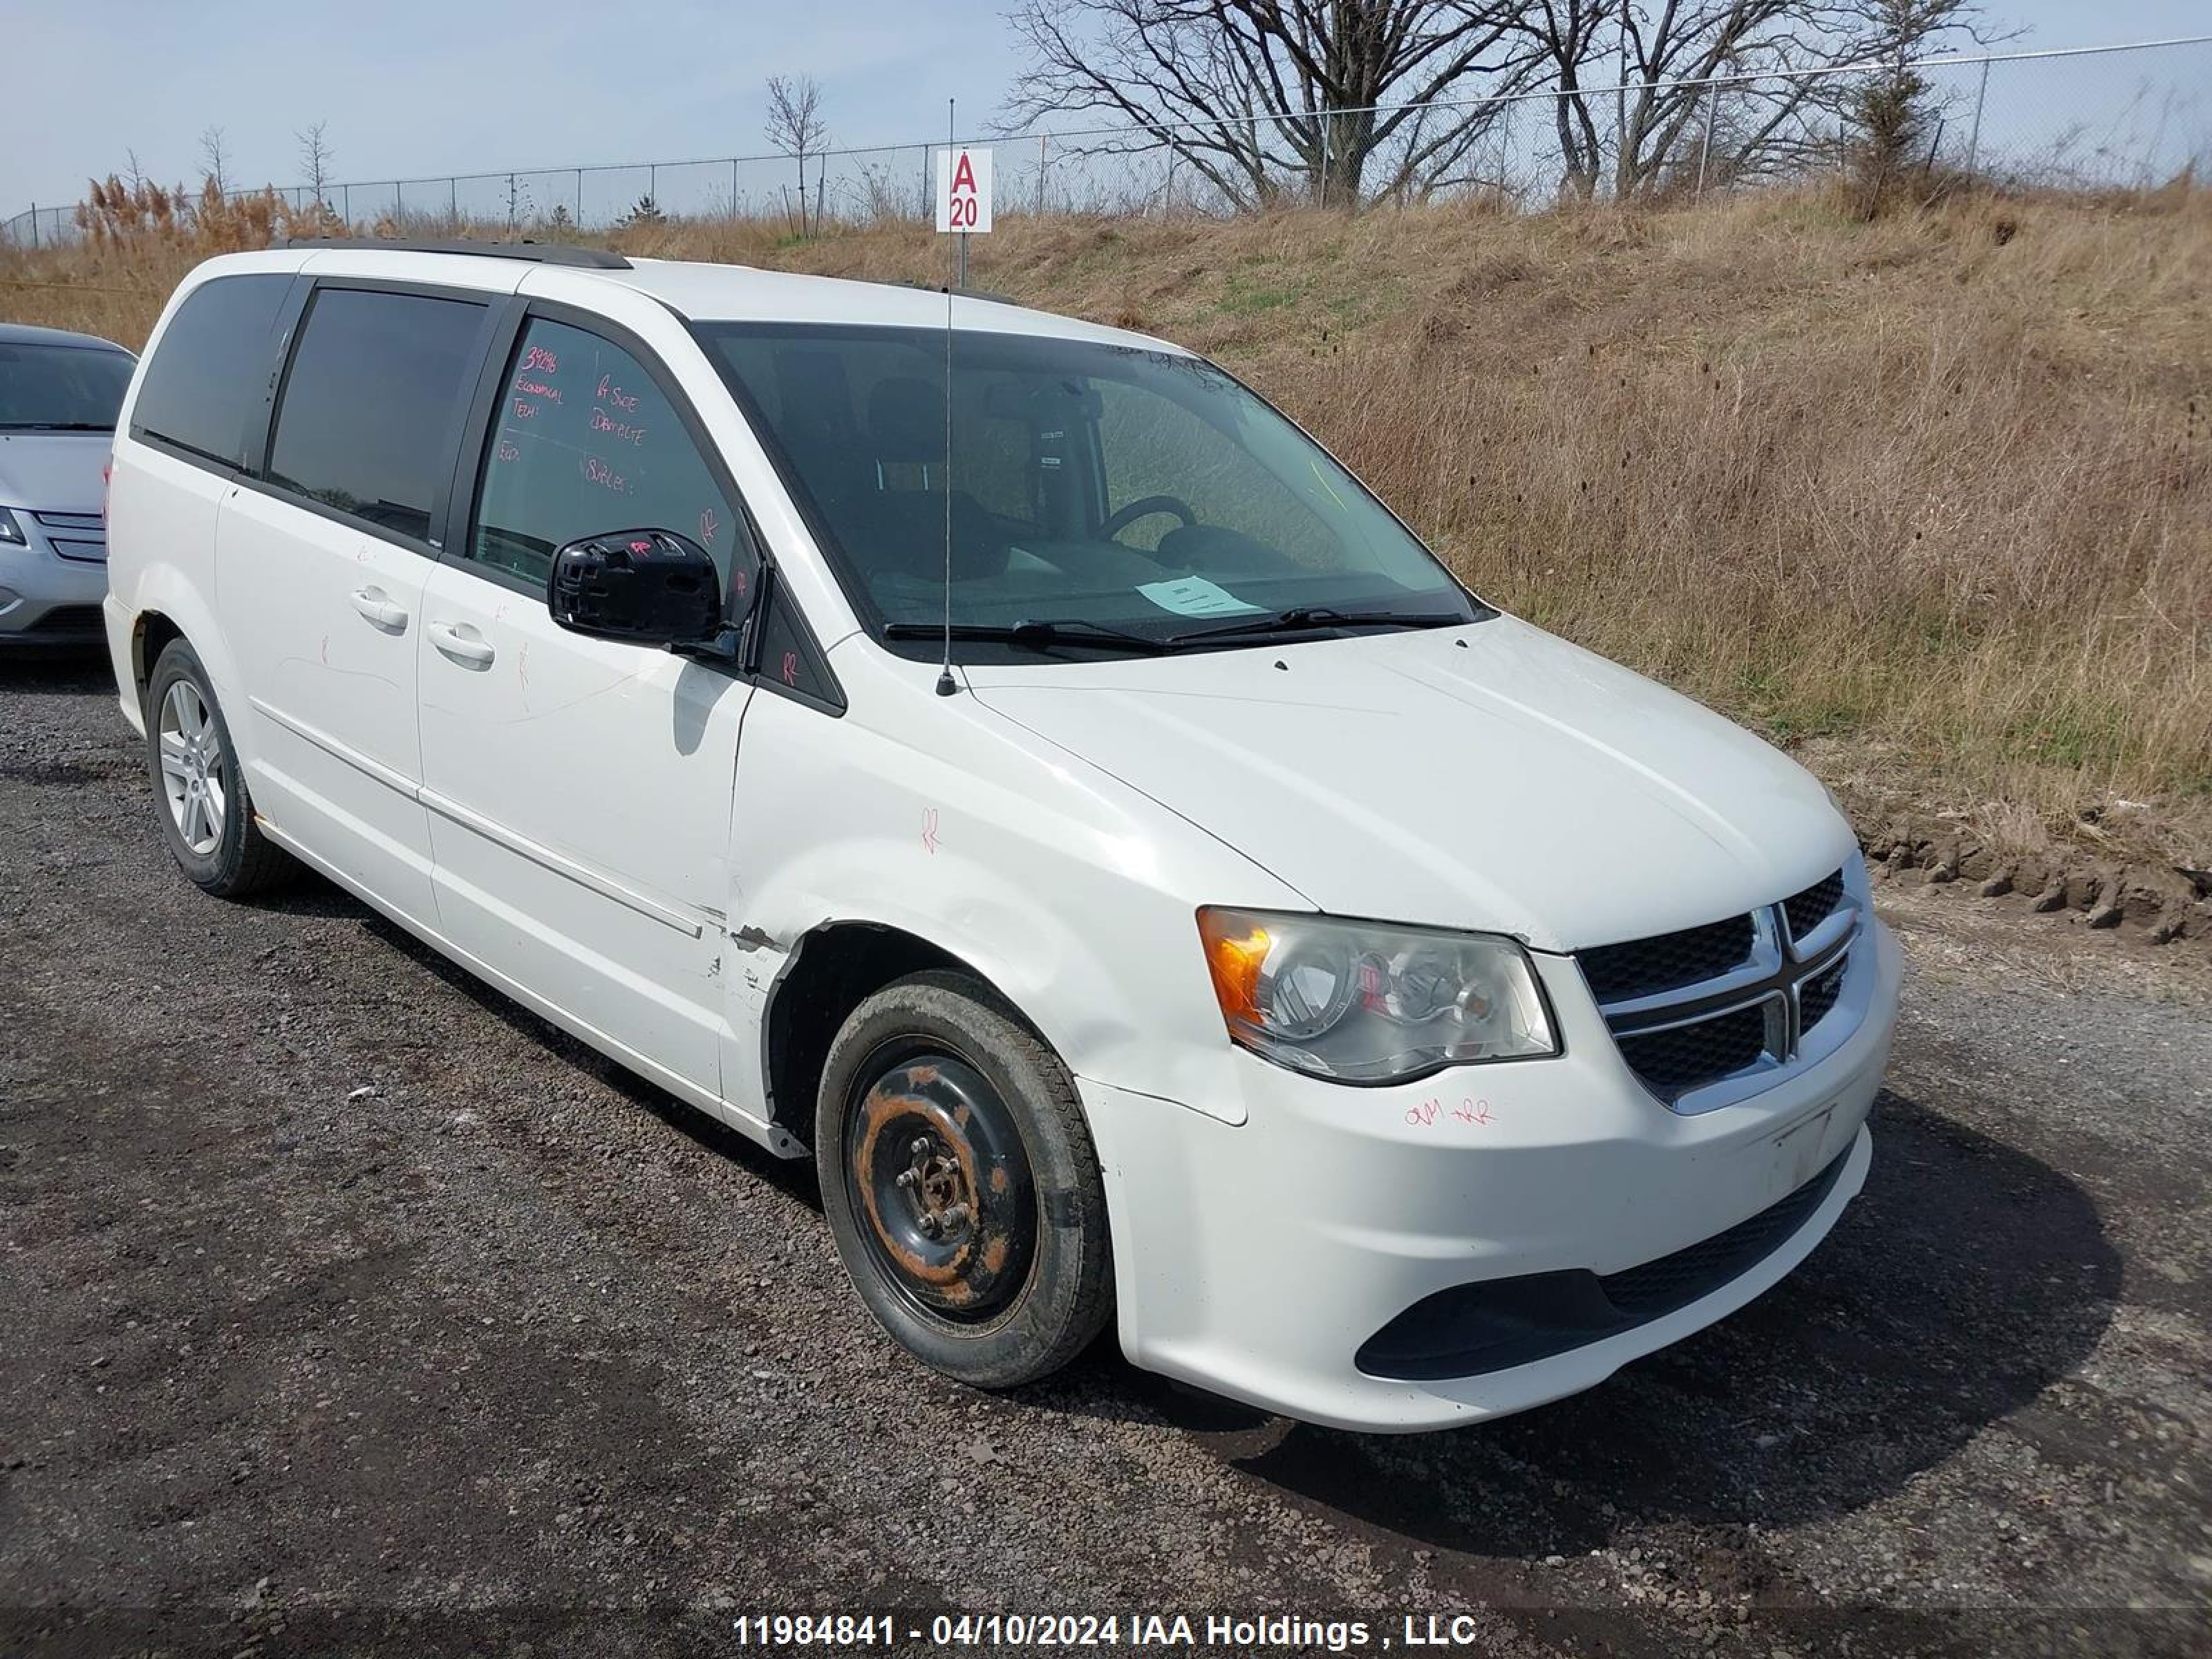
(0, 507, 26, 546)
(1197, 907, 1558, 1084)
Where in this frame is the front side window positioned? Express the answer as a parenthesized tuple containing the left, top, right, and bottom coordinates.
(132, 273, 293, 466)
(467, 317, 755, 608)
(266, 287, 487, 543)
(0, 343, 134, 433)
(694, 323, 1481, 653)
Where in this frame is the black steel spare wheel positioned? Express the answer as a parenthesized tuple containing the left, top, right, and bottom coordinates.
(847, 1047, 1038, 1322)
(813, 970, 1113, 1389)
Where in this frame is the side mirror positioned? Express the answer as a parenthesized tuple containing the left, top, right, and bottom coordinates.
(547, 529, 722, 648)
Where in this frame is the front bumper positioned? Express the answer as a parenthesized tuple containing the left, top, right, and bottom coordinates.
(1082, 915, 1901, 1432)
(0, 513, 108, 644)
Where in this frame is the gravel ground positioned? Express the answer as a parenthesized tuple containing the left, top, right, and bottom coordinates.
(3, 654, 2209, 1659)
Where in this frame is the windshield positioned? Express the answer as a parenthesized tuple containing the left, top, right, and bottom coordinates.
(0, 342, 133, 431)
(693, 323, 1483, 653)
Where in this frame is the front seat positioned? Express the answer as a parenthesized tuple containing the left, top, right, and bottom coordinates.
(854, 377, 1009, 583)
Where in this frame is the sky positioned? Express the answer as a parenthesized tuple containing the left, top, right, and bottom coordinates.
(3, 0, 2206, 212)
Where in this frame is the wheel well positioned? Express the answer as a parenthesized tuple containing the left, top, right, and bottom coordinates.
(133, 612, 183, 705)
(764, 924, 993, 1152)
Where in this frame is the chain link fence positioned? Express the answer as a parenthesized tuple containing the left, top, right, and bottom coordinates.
(4, 36, 2206, 252)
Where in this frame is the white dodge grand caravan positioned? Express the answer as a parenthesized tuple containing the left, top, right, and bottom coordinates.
(103, 240, 1900, 1432)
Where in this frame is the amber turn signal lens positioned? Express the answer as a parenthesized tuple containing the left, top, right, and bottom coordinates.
(1198, 910, 1271, 1028)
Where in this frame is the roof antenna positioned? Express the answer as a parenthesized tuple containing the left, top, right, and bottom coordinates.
(935, 95, 959, 697)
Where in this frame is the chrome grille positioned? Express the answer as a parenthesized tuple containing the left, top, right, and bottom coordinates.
(1615, 1002, 1768, 1094)
(1579, 914, 1754, 1002)
(31, 511, 103, 532)
(1783, 870, 1846, 941)
(1799, 957, 1848, 1033)
(1579, 864, 1864, 1113)
(29, 512, 106, 563)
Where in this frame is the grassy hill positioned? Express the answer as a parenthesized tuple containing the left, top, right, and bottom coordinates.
(7, 188, 2207, 870)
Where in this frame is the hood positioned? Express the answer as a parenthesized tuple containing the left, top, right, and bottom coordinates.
(0, 431, 112, 514)
(965, 615, 1855, 953)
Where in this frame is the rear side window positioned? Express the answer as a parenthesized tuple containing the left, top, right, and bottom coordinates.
(267, 287, 486, 544)
(132, 274, 292, 467)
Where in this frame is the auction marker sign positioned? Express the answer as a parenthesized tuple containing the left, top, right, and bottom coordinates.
(936, 144, 993, 234)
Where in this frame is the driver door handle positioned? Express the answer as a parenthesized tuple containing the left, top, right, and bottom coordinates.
(427, 620, 496, 668)
(348, 586, 409, 631)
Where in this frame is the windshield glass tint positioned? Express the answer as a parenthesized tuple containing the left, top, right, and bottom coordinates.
(694, 324, 1477, 639)
(0, 343, 133, 431)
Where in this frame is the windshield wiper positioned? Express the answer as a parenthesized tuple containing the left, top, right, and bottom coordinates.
(882, 618, 1170, 655)
(1167, 606, 1467, 647)
(0, 422, 114, 433)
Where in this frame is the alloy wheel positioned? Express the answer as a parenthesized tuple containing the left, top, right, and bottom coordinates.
(157, 679, 227, 856)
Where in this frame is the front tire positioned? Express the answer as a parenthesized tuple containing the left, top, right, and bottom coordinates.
(815, 971, 1113, 1389)
(144, 639, 295, 899)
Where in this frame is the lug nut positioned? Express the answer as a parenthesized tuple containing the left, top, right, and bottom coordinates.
(894, 1169, 916, 1189)
(910, 1136, 930, 1156)
(918, 1215, 941, 1238)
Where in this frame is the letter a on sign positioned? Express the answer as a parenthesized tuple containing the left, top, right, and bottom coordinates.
(935, 146, 993, 234)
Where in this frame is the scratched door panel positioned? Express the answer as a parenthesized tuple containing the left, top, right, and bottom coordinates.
(217, 483, 438, 926)
(414, 559, 748, 1102)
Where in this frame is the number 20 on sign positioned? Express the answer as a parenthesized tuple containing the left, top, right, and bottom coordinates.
(935, 146, 993, 234)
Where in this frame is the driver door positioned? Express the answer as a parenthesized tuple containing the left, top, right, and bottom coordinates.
(415, 307, 760, 1102)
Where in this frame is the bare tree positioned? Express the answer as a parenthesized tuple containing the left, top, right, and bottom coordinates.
(198, 125, 231, 197)
(1516, 0, 1995, 199)
(1512, 1, 1610, 196)
(765, 74, 832, 235)
(1002, 1, 1541, 210)
(297, 120, 336, 215)
(1854, 0, 1997, 64)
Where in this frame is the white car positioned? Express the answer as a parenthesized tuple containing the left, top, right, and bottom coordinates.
(102, 241, 1900, 1433)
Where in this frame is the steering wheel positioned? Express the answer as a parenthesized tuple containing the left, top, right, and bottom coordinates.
(1097, 494, 1198, 544)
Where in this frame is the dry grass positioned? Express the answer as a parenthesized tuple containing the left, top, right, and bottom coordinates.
(6, 187, 2208, 862)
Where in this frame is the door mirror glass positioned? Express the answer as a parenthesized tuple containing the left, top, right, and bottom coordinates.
(547, 529, 723, 647)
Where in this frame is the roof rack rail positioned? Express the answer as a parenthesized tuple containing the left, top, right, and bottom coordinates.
(858, 275, 1021, 307)
(281, 237, 631, 270)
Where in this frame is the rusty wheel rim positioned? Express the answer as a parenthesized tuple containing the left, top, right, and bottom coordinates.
(845, 1044, 1038, 1324)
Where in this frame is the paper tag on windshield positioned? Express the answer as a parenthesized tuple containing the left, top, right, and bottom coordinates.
(1135, 577, 1265, 618)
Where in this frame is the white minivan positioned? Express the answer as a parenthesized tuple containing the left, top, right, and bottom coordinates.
(103, 240, 1900, 1433)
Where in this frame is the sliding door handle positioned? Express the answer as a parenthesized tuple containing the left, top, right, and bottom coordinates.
(427, 620, 496, 668)
(348, 587, 409, 631)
